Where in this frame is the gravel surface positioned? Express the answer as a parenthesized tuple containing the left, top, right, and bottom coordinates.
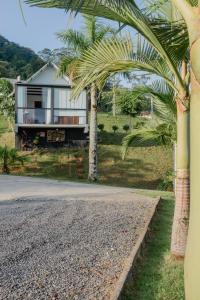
(0, 177, 157, 300)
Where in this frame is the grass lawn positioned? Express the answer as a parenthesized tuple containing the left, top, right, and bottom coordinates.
(0, 113, 173, 190)
(122, 191, 184, 300)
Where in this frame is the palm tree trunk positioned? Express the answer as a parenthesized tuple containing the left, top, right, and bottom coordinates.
(171, 107, 190, 258)
(185, 42, 200, 300)
(88, 83, 98, 181)
(171, 60, 190, 258)
(170, 1, 200, 297)
(112, 81, 116, 117)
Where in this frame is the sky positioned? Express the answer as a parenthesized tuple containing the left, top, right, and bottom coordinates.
(0, 0, 83, 53)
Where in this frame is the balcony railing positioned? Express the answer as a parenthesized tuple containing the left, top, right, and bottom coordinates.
(17, 108, 87, 125)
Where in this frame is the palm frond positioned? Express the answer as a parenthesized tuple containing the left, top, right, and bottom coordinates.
(25, 0, 186, 90)
(122, 123, 175, 159)
(69, 36, 177, 97)
(59, 56, 80, 81)
(57, 29, 90, 53)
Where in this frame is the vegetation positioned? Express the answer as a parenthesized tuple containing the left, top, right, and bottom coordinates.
(0, 145, 25, 174)
(30, 0, 190, 260)
(58, 15, 115, 181)
(0, 79, 15, 130)
(123, 124, 130, 132)
(0, 35, 44, 79)
(97, 123, 104, 132)
(112, 125, 118, 133)
(122, 191, 184, 300)
(0, 114, 172, 189)
(122, 81, 176, 159)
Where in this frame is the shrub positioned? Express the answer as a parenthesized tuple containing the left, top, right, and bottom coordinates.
(158, 171, 174, 191)
(123, 124, 130, 132)
(112, 125, 119, 133)
(98, 124, 105, 132)
(135, 121, 145, 129)
(0, 146, 25, 174)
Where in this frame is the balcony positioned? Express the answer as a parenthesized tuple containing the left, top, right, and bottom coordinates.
(16, 85, 87, 127)
(17, 108, 51, 125)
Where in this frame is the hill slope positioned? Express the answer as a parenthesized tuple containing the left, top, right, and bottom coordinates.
(0, 35, 44, 80)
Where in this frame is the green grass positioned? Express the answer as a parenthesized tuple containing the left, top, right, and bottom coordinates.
(122, 191, 184, 300)
(98, 112, 138, 132)
(0, 113, 173, 190)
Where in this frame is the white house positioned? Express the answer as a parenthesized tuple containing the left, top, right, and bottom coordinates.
(15, 62, 88, 149)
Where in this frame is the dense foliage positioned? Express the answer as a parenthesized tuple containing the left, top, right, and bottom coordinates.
(0, 35, 44, 79)
(0, 79, 15, 130)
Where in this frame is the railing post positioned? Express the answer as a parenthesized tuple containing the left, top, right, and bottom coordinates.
(51, 88, 54, 124)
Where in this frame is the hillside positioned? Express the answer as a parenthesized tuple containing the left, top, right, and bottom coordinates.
(0, 35, 44, 80)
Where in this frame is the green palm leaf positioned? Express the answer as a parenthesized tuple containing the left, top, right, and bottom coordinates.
(25, 0, 185, 91)
(69, 36, 177, 97)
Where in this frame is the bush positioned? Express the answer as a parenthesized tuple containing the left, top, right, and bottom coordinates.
(112, 125, 119, 133)
(0, 146, 25, 174)
(158, 171, 174, 191)
(135, 121, 145, 129)
(98, 124, 105, 132)
(123, 124, 130, 132)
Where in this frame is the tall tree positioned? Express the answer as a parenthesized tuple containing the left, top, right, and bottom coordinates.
(26, 0, 190, 258)
(26, 1, 200, 297)
(170, 1, 200, 299)
(58, 15, 114, 181)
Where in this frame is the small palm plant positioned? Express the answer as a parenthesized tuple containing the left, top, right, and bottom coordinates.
(98, 124, 104, 132)
(123, 124, 130, 133)
(112, 125, 119, 133)
(0, 146, 25, 174)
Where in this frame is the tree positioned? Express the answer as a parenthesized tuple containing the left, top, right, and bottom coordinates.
(26, 0, 190, 259)
(120, 89, 149, 116)
(26, 0, 200, 297)
(169, 1, 200, 299)
(38, 47, 73, 64)
(0, 79, 15, 131)
(58, 15, 115, 181)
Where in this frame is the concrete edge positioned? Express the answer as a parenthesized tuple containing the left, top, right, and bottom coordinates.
(109, 196, 161, 300)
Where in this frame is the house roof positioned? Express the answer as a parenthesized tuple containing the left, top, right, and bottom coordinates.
(26, 62, 71, 85)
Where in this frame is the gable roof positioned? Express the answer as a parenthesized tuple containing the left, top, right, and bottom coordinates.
(26, 62, 71, 85)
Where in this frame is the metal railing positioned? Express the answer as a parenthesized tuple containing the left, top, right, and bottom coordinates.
(17, 108, 87, 125)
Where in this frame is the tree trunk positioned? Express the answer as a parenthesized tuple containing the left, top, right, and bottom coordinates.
(88, 83, 98, 181)
(169, 1, 200, 297)
(185, 40, 200, 300)
(171, 108, 190, 258)
(170, 1, 200, 297)
(112, 82, 116, 117)
(171, 60, 190, 258)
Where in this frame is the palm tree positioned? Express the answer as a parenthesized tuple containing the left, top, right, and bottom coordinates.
(26, 0, 190, 258)
(26, 1, 200, 297)
(71, 35, 190, 258)
(58, 15, 114, 181)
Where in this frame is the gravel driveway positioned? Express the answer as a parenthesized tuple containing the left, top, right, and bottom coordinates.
(0, 176, 157, 300)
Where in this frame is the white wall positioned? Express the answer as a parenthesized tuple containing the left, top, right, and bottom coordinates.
(28, 65, 70, 85)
